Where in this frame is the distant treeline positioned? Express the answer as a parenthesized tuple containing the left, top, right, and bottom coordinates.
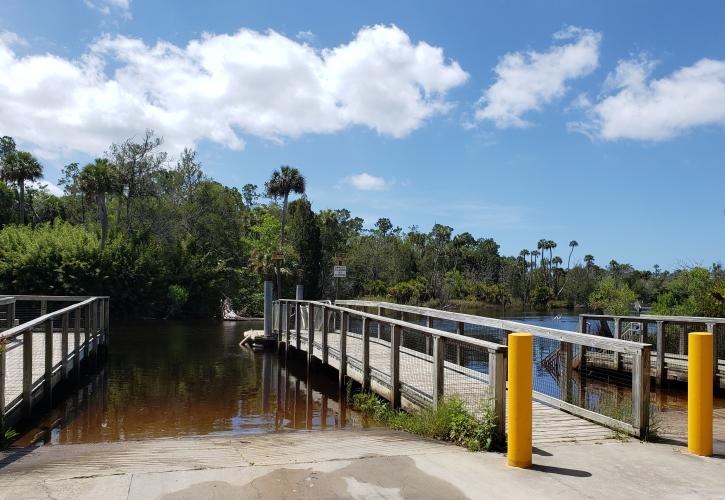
(1, 131, 723, 319)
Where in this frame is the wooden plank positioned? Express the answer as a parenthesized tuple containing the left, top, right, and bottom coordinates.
(390, 324, 401, 409)
(61, 313, 68, 380)
(559, 341, 572, 402)
(339, 311, 348, 388)
(361, 317, 370, 391)
(632, 346, 651, 438)
(456, 322, 464, 365)
(585, 312, 725, 324)
(84, 304, 91, 361)
(307, 304, 315, 364)
(432, 335, 444, 407)
(0, 348, 5, 432)
(22, 330, 34, 415)
(489, 349, 506, 440)
(656, 321, 666, 385)
(44, 319, 53, 407)
(321, 305, 328, 365)
(74, 308, 81, 379)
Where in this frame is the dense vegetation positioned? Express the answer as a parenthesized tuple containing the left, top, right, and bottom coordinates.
(1, 131, 723, 319)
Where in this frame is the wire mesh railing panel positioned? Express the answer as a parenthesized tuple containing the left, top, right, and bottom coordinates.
(442, 339, 495, 418)
(717, 324, 725, 377)
(398, 327, 433, 406)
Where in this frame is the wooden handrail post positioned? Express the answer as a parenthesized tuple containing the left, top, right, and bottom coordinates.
(432, 335, 444, 408)
(7, 301, 14, 330)
(613, 318, 623, 370)
(362, 317, 370, 391)
(632, 345, 651, 439)
(321, 306, 328, 365)
(44, 319, 53, 407)
(656, 321, 666, 385)
(307, 304, 315, 364)
(295, 302, 301, 350)
(559, 341, 572, 402)
(61, 313, 69, 380)
(489, 348, 506, 442)
(84, 304, 91, 362)
(22, 329, 32, 416)
(74, 308, 81, 379)
(456, 322, 464, 365)
(376, 306, 382, 338)
(578, 315, 586, 334)
(339, 311, 348, 388)
(390, 324, 401, 409)
(707, 323, 718, 392)
(0, 345, 6, 433)
(284, 302, 291, 349)
(425, 317, 432, 355)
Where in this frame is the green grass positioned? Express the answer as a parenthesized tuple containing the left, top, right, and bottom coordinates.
(351, 391, 498, 451)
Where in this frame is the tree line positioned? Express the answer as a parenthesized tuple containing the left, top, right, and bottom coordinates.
(1, 131, 723, 319)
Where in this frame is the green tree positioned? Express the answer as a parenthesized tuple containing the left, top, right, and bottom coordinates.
(0, 150, 43, 224)
(265, 165, 306, 296)
(589, 277, 637, 315)
(78, 159, 120, 250)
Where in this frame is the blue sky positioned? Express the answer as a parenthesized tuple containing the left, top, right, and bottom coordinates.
(1, 1, 724, 270)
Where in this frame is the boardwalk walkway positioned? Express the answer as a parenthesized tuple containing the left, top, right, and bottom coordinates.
(290, 328, 615, 445)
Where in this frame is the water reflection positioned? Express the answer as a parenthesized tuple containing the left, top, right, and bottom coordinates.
(14, 320, 359, 447)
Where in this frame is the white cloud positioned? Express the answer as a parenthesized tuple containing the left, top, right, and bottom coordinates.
(84, 0, 131, 18)
(30, 179, 63, 196)
(344, 173, 390, 191)
(0, 25, 467, 157)
(572, 56, 725, 141)
(475, 26, 601, 128)
(296, 30, 316, 44)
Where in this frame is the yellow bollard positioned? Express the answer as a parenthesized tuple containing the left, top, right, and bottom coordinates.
(508, 333, 533, 468)
(688, 331, 713, 456)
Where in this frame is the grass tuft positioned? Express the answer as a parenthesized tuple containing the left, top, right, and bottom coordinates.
(351, 391, 498, 451)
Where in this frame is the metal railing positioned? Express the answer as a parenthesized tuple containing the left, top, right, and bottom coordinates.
(337, 300, 653, 438)
(581, 313, 724, 388)
(0, 295, 110, 433)
(273, 299, 508, 440)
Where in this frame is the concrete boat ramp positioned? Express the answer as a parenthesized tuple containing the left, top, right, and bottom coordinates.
(1, 429, 724, 499)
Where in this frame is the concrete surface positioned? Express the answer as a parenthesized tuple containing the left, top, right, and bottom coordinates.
(0, 429, 724, 499)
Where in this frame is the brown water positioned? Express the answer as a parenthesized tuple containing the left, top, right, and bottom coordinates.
(14, 309, 723, 448)
(14, 319, 359, 447)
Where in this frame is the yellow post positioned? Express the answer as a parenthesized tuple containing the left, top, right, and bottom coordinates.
(688, 331, 713, 456)
(508, 332, 533, 468)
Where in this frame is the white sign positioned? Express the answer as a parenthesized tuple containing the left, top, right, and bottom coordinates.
(333, 265, 347, 278)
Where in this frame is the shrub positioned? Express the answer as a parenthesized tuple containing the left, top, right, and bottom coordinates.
(351, 392, 498, 451)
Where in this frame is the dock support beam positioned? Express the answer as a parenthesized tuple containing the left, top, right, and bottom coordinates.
(688, 331, 713, 456)
(390, 324, 401, 409)
(263, 281, 273, 340)
(432, 335, 444, 407)
(632, 345, 651, 439)
(339, 311, 348, 388)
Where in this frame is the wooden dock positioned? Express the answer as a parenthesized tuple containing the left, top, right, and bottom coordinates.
(0, 296, 109, 432)
(275, 300, 620, 445)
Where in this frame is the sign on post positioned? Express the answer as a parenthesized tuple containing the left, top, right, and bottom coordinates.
(333, 266, 347, 278)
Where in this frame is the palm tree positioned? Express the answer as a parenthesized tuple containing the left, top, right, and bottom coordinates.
(584, 254, 595, 268)
(265, 166, 306, 296)
(78, 159, 119, 250)
(519, 249, 530, 305)
(566, 240, 579, 270)
(0, 150, 43, 224)
(531, 249, 540, 269)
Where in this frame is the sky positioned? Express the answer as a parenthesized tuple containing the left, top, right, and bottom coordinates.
(1, 0, 724, 270)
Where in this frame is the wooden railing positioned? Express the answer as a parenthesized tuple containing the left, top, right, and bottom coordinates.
(273, 299, 509, 440)
(337, 300, 653, 438)
(0, 295, 110, 433)
(581, 313, 724, 388)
